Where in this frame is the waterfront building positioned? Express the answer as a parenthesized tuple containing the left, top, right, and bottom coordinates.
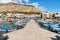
(6, 13, 15, 21)
(54, 13, 60, 17)
(42, 12, 53, 19)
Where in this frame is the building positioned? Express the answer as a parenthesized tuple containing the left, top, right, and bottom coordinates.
(53, 13, 60, 21)
(0, 2, 42, 20)
(15, 14, 28, 18)
(42, 13, 47, 19)
(54, 13, 60, 17)
(0, 14, 2, 18)
(42, 12, 53, 19)
(6, 13, 15, 21)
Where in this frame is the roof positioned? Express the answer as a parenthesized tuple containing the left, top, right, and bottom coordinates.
(0, 2, 42, 14)
(7, 13, 15, 17)
(4, 19, 57, 40)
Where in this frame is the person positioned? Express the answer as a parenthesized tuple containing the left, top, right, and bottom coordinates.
(6, 29, 8, 33)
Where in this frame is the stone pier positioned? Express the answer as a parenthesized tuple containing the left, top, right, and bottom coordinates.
(4, 19, 58, 40)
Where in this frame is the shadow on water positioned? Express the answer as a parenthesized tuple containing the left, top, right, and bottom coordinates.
(51, 35, 60, 40)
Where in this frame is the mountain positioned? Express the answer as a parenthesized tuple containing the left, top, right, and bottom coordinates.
(0, 2, 42, 14)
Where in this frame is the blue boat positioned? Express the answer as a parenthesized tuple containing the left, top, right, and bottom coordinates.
(0, 25, 16, 32)
(36, 18, 60, 33)
(49, 24, 60, 33)
(1, 26, 12, 30)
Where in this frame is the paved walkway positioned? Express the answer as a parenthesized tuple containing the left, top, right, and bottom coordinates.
(4, 19, 58, 40)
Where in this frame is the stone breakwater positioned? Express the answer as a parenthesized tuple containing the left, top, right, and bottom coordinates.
(4, 19, 58, 40)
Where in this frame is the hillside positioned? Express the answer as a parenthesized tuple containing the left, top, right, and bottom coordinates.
(0, 2, 42, 14)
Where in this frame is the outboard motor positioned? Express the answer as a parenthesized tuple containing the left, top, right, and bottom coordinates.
(59, 23, 60, 27)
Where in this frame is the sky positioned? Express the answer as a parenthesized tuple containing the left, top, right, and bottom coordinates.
(0, 0, 60, 13)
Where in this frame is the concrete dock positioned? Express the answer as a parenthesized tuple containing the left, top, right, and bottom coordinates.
(4, 19, 59, 40)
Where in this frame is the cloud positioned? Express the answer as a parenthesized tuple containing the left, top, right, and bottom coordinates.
(38, 6, 48, 13)
(28, 2, 48, 12)
(12, 0, 30, 4)
(0, 0, 12, 3)
(0, 0, 23, 3)
(28, 2, 38, 8)
(23, 0, 30, 4)
(12, 0, 22, 3)
(0, 0, 48, 12)
(0, 0, 30, 4)
(23, 0, 29, 2)
(29, 2, 43, 10)
(39, 6, 48, 12)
